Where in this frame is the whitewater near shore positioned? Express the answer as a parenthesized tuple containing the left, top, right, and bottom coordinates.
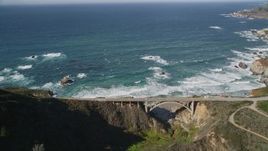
(0, 2, 268, 98)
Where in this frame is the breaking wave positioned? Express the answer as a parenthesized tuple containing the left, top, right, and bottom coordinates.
(235, 30, 259, 42)
(17, 65, 32, 70)
(77, 73, 87, 79)
(43, 52, 62, 58)
(9, 71, 26, 81)
(73, 78, 182, 98)
(0, 76, 4, 82)
(0, 68, 12, 74)
(149, 67, 170, 79)
(209, 26, 223, 30)
(42, 52, 65, 61)
(141, 55, 169, 65)
(0, 68, 32, 86)
(178, 45, 267, 96)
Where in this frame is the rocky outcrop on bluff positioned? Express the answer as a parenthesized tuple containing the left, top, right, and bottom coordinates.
(250, 58, 268, 86)
(250, 58, 268, 75)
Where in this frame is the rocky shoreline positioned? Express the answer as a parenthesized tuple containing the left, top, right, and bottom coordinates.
(246, 29, 268, 87)
(231, 4, 268, 89)
(230, 4, 268, 20)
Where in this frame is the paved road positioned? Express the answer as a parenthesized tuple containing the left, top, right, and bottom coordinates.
(62, 95, 268, 102)
(228, 101, 268, 142)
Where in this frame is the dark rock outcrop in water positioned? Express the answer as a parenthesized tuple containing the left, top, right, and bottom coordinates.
(60, 76, 74, 86)
(0, 89, 164, 151)
(238, 62, 248, 69)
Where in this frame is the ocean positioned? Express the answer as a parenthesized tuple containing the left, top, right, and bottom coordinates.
(0, 2, 268, 98)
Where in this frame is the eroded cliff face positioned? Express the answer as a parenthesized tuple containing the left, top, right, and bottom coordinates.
(167, 102, 229, 151)
(172, 103, 210, 127)
(0, 89, 165, 151)
(1, 89, 266, 151)
(66, 100, 166, 133)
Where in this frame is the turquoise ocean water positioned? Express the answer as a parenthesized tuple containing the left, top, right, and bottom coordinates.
(0, 2, 268, 98)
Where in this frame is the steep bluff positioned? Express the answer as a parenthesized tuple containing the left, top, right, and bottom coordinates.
(0, 89, 267, 151)
(0, 89, 164, 151)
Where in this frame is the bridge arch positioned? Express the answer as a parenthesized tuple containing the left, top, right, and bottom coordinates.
(149, 101, 192, 113)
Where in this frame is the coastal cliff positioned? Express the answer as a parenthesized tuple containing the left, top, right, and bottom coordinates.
(0, 88, 166, 151)
(0, 88, 267, 151)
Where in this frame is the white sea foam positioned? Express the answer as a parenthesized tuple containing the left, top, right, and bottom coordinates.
(149, 67, 170, 79)
(28, 82, 62, 95)
(134, 80, 141, 84)
(42, 52, 64, 60)
(220, 13, 232, 18)
(41, 82, 61, 90)
(0, 69, 32, 86)
(9, 72, 25, 81)
(42, 82, 54, 89)
(141, 55, 169, 65)
(74, 78, 182, 98)
(0, 76, 4, 82)
(209, 68, 223, 72)
(17, 65, 32, 70)
(0, 68, 12, 74)
(246, 46, 268, 52)
(235, 30, 259, 42)
(43, 52, 62, 57)
(178, 70, 262, 96)
(77, 73, 87, 79)
(230, 50, 258, 63)
(177, 46, 267, 96)
(73, 62, 263, 98)
(209, 26, 223, 30)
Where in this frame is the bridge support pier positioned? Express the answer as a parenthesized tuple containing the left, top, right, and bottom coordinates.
(143, 102, 149, 113)
(190, 101, 195, 116)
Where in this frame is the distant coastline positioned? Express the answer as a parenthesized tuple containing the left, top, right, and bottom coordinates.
(231, 4, 268, 19)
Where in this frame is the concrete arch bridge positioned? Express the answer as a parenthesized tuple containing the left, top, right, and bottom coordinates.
(144, 101, 196, 116)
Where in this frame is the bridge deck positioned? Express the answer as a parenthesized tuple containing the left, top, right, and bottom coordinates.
(60, 96, 268, 102)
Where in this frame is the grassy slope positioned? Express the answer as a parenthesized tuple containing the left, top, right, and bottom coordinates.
(257, 101, 268, 113)
(235, 108, 268, 138)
